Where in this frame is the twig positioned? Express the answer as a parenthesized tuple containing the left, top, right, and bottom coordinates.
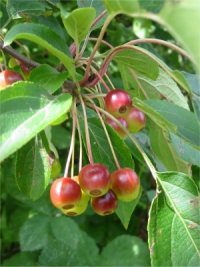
(0, 40, 39, 67)
(127, 38, 192, 61)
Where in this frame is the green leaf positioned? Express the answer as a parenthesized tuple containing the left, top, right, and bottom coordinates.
(7, 0, 47, 18)
(118, 64, 160, 99)
(39, 216, 98, 266)
(133, 98, 176, 132)
(114, 49, 159, 80)
(170, 133, 200, 167)
(0, 2, 9, 28)
(51, 126, 71, 150)
(61, 7, 96, 45)
(160, 0, 200, 72)
(104, 0, 139, 14)
(181, 72, 200, 119)
(148, 172, 200, 266)
(99, 235, 150, 266)
(182, 72, 200, 96)
(77, 0, 105, 29)
(149, 122, 190, 174)
(116, 189, 142, 229)
(29, 64, 67, 93)
(15, 137, 51, 200)
(146, 100, 200, 148)
(138, 0, 164, 13)
(4, 23, 75, 77)
(138, 69, 189, 109)
(20, 214, 50, 251)
(170, 70, 193, 94)
(0, 82, 72, 162)
(79, 116, 134, 172)
(2, 252, 37, 266)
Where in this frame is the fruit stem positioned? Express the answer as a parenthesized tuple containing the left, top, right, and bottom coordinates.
(64, 101, 76, 178)
(91, 60, 114, 90)
(90, 64, 111, 91)
(104, 73, 115, 90)
(74, 105, 83, 172)
(79, 94, 94, 165)
(88, 37, 113, 49)
(80, 15, 113, 85)
(86, 97, 121, 169)
(79, 10, 108, 59)
(88, 104, 158, 180)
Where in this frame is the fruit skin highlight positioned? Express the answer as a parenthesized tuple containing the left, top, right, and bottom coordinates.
(79, 163, 110, 197)
(50, 177, 81, 209)
(105, 89, 132, 117)
(0, 70, 23, 89)
(110, 168, 140, 202)
(126, 107, 146, 133)
(91, 190, 118, 216)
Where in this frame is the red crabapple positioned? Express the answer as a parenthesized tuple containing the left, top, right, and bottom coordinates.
(106, 117, 127, 137)
(110, 168, 140, 202)
(50, 177, 81, 209)
(79, 163, 110, 197)
(126, 107, 146, 133)
(91, 190, 118, 216)
(105, 89, 132, 117)
(0, 70, 23, 89)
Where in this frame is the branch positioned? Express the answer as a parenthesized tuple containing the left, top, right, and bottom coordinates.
(127, 38, 192, 61)
(0, 40, 39, 67)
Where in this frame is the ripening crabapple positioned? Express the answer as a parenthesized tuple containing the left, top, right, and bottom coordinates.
(126, 107, 146, 133)
(0, 70, 23, 89)
(105, 89, 132, 117)
(50, 177, 81, 210)
(78, 163, 110, 197)
(110, 168, 140, 202)
(91, 190, 118, 216)
(60, 176, 90, 216)
(106, 117, 128, 138)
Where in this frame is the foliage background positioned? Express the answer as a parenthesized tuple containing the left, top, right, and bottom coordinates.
(0, 0, 200, 266)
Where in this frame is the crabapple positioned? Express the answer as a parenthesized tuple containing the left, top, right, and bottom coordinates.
(61, 189, 89, 216)
(79, 163, 110, 197)
(126, 107, 146, 133)
(50, 177, 81, 209)
(106, 117, 127, 137)
(60, 176, 90, 216)
(91, 190, 118, 216)
(0, 70, 23, 89)
(110, 168, 140, 202)
(105, 89, 132, 117)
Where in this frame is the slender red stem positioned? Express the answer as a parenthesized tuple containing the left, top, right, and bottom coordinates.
(86, 97, 121, 169)
(64, 101, 76, 178)
(79, 95, 94, 164)
(80, 15, 113, 86)
(87, 103, 158, 180)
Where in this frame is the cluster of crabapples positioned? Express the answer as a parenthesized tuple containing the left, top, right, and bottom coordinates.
(50, 89, 145, 216)
(105, 89, 146, 137)
(50, 164, 140, 216)
(0, 69, 145, 217)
